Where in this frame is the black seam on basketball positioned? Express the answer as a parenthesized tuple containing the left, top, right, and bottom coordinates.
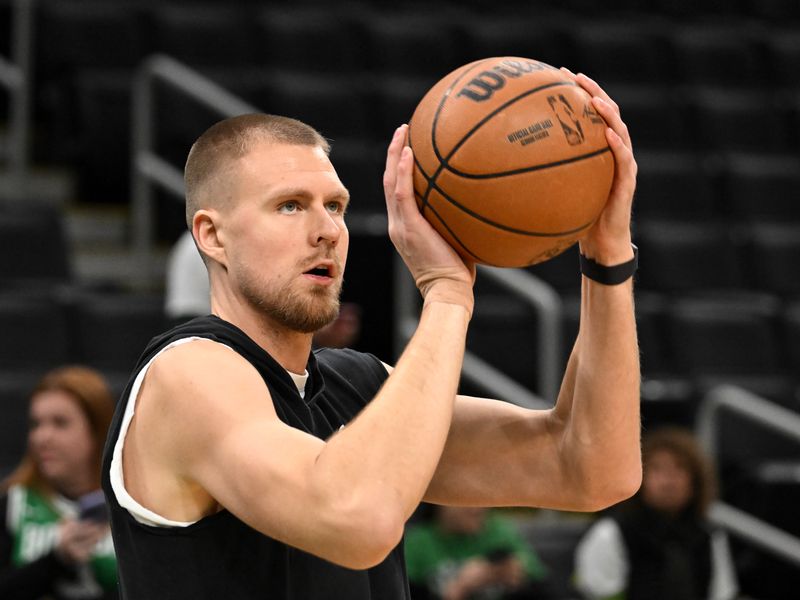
(431, 59, 493, 167)
(445, 146, 612, 179)
(415, 191, 486, 263)
(425, 177, 596, 237)
(422, 60, 494, 212)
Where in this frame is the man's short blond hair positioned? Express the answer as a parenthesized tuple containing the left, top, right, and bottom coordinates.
(184, 113, 330, 230)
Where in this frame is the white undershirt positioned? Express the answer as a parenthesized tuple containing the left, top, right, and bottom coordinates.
(109, 337, 308, 528)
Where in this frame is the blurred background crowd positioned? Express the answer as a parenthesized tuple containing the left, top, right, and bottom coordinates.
(1, 0, 799, 598)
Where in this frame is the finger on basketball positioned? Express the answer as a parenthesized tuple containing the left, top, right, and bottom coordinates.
(576, 73, 619, 113)
(593, 97, 632, 149)
(383, 124, 407, 196)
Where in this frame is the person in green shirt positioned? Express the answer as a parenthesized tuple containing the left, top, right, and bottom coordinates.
(405, 506, 558, 600)
(0, 366, 118, 600)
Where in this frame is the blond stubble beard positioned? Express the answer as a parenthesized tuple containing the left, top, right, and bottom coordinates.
(239, 272, 343, 334)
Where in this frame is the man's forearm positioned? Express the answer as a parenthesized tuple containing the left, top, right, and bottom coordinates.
(314, 300, 469, 521)
(556, 275, 641, 504)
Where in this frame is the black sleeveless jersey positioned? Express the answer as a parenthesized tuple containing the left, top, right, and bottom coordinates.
(100, 315, 409, 600)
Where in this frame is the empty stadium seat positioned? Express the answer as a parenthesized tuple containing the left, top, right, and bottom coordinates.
(37, 1, 146, 77)
(0, 370, 39, 479)
(666, 292, 783, 376)
(786, 302, 800, 375)
(73, 69, 132, 203)
(151, 5, 256, 67)
(687, 88, 793, 152)
(671, 25, 768, 87)
(769, 31, 800, 89)
(746, 223, 800, 295)
(722, 153, 800, 222)
(361, 9, 464, 78)
(607, 85, 691, 149)
(0, 290, 71, 369)
(572, 21, 672, 84)
(255, 7, 365, 73)
(73, 292, 166, 374)
(526, 245, 581, 294)
(461, 15, 574, 69)
(369, 75, 437, 142)
(466, 293, 539, 391)
(328, 140, 386, 214)
(635, 220, 744, 291)
(634, 151, 720, 219)
(0, 202, 70, 285)
(256, 71, 371, 142)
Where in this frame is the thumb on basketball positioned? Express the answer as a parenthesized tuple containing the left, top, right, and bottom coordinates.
(383, 125, 475, 306)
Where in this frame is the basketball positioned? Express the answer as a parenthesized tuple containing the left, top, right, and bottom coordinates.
(409, 57, 615, 268)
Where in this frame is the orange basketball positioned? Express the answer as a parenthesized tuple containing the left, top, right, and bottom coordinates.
(409, 57, 615, 268)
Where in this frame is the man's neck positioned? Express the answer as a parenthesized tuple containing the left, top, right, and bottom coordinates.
(211, 299, 313, 375)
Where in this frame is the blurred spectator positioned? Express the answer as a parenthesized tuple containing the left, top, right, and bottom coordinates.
(574, 427, 738, 600)
(312, 301, 362, 349)
(165, 230, 210, 325)
(405, 506, 558, 599)
(0, 366, 118, 600)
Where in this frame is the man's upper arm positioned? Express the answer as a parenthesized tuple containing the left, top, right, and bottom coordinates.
(134, 340, 331, 552)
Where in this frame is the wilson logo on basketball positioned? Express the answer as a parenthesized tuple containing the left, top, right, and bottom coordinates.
(456, 59, 559, 102)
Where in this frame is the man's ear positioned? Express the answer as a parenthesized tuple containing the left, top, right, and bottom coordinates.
(193, 209, 226, 268)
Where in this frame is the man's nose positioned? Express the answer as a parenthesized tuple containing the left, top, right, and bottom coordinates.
(312, 207, 342, 246)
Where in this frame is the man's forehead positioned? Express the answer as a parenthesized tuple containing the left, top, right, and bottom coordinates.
(238, 141, 334, 176)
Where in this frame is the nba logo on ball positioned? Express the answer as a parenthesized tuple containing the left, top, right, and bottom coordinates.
(409, 57, 614, 268)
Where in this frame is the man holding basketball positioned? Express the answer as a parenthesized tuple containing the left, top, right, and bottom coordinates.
(101, 70, 639, 599)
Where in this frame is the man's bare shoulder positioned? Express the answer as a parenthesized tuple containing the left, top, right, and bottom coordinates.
(143, 337, 271, 416)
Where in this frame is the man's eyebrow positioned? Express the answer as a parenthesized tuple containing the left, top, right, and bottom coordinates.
(268, 187, 350, 204)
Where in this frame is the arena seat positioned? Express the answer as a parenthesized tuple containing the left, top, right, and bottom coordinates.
(0, 370, 39, 479)
(671, 25, 768, 87)
(722, 153, 800, 222)
(571, 21, 672, 85)
(73, 69, 132, 203)
(73, 292, 166, 375)
(328, 140, 386, 214)
(605, 85, 691, 150)
(634, 151, 720, 219)
(525, 245, 581, 295)
(255, 7, 365, 74)
(635, 220, 744, 291)
(461, 14, 574, 70)
(769, 30, 800, 90)
(665, 292, 783, 376)
(37, 1, 146, 77)
(360, 9, 464, 78)
(746, 223, 800, 296)
(0, 290, 71, 369)
(515, 516, 591, 599)
(151, 5, 256, 67)
(256, 70, 371, 142)
(466, 290, 539, 392)
(0, 202, 70, 286)
(369, 75, 437, 143)
(688, 88, 793, 152)
(785, 302, 800, 375)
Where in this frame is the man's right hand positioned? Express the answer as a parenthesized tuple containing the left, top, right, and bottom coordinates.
(383, 124, 475, 316)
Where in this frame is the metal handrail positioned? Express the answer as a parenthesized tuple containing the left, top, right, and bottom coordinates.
(0, 0, 34, 185)
(393, 254, 560, 409)
(130, 54, 259, 273)
(697, 384, 800, 567)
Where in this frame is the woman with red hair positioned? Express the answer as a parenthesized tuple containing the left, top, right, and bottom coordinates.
(0, 366, 118, 600)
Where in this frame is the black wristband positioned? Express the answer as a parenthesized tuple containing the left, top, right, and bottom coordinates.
(579, 244, 638, 285)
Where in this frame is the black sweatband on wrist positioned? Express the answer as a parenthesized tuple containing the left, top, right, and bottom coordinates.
(579, 244, 638, 285)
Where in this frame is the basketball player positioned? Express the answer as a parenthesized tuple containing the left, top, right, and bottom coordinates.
(101, 70, 640, 599)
